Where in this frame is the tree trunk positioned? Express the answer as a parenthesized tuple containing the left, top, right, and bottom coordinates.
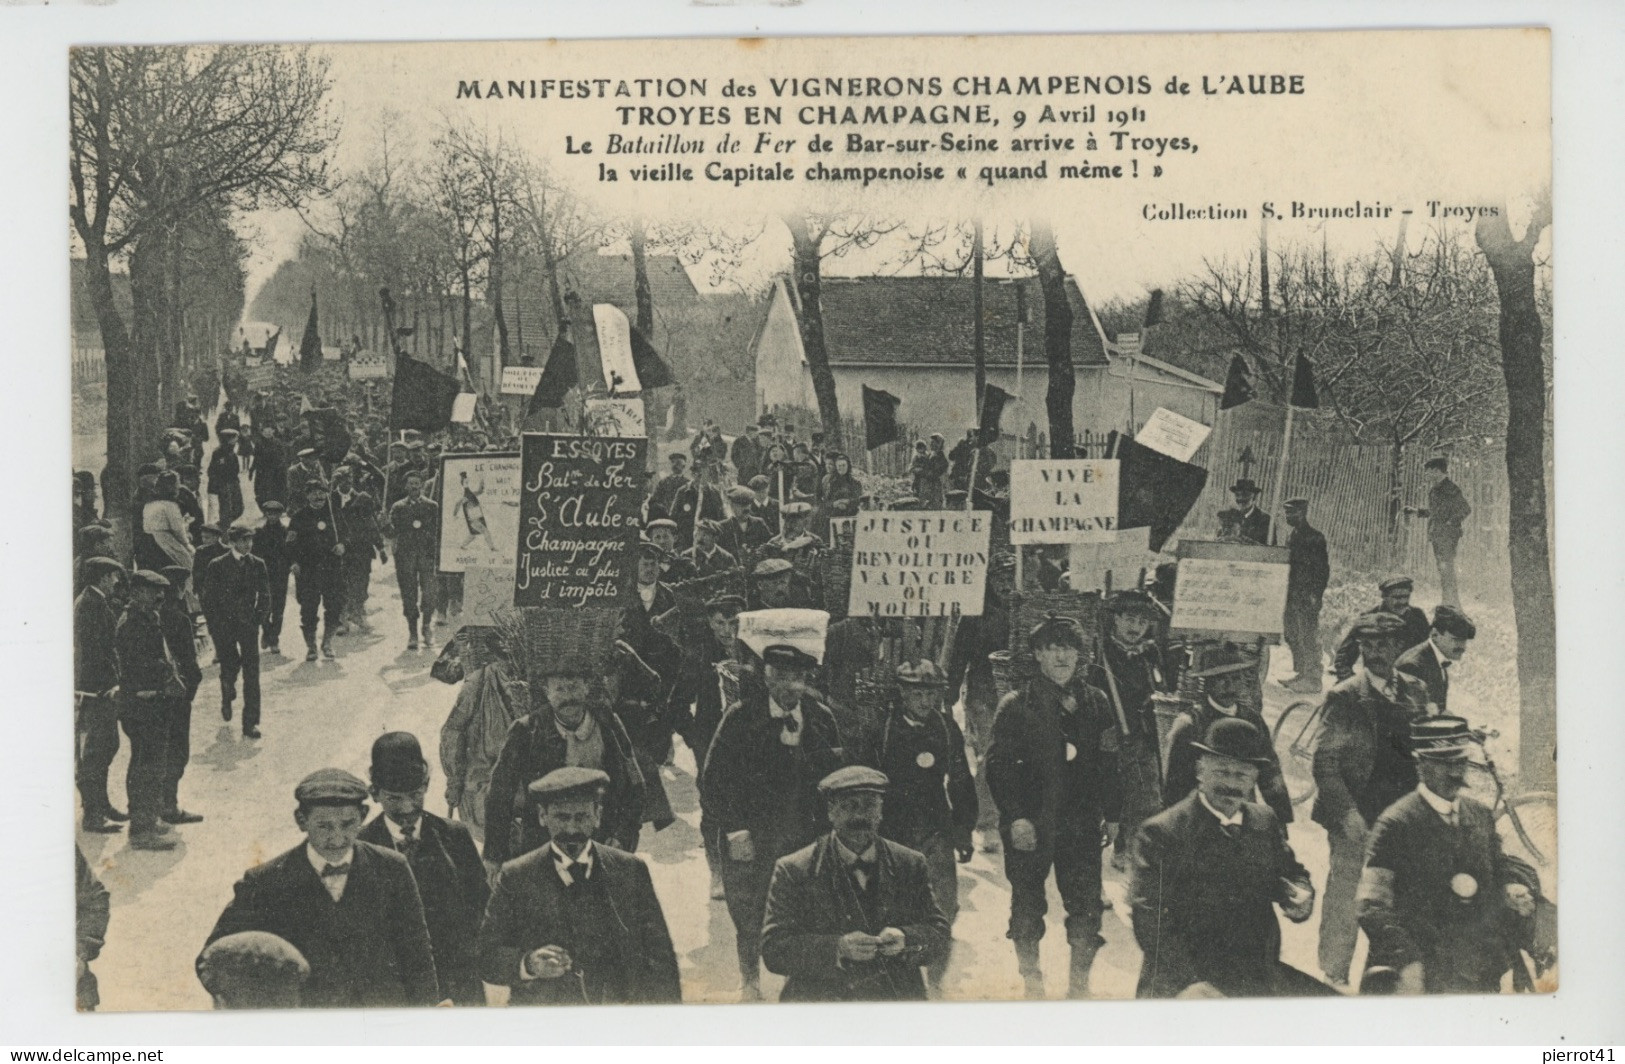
(1476, 206, 1555, 790)
(128, 235, 168, 477)
(785, 214, 842, 446)
(489, 210, 509, 385)
(630, 219, 654, 337)
(82, 251, 135, 515)
(460, 267, 474, 375)
(1030, 220, 1076, 459)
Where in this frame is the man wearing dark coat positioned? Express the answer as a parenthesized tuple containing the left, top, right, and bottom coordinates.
(201, 769, 440, 1008)
(985, 615, 1122, 999)
(1163, 650, 1294, 824)
(1395, 604, 1477, 714)
(1218, 478, 1272, 545)
(76, 847, 110, 1011)
(719, 486, 773, 561)
(679, 520, 737, 578)
(1281, 496, 1331, 693)
(253, 501, 292, 656)
(730, 424, 763, 486)
(646, 453, 689, 522)
(286, 480, 348, 661)
(202, 525, 270, 737)
(478, 768, 681, 1005)
(761, 767, 950, 1002)
(1357, 716, 1541, 993)
(359, 733, 490, 1006)
(115, 571, 186, 849)
(1332, 574, 1432, 682)
(74, 557, 126, 833)
(207, 428, 245, 528)
(1413, 456, 1471, 606)
(701, 643, 845, 1001)
(250, 423, 289, 508)
(1131, 718, 1317, 998)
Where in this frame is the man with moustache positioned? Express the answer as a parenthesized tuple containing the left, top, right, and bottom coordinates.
(1163, 649, 1294, 824)
(1395, 605, 1477, 714)
(477, 767, 681, 1005)
(359, 733, 489, 1005)
(1332, 575, 1432, 683)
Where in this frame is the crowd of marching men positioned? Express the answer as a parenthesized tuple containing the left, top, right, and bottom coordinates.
(73, 389, 1550, 1008)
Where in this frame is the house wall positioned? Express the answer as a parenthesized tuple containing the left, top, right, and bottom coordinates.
(754, 281, 813, 413)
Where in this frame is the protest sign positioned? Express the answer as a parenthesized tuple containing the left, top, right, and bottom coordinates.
(1067, 526, 1156, 591)
(1135, 407, 1212, 463)
(737, 608, 829, 665)
(1169, 540, 1291, 637)
(514, 433, 648, 609)
(451, 392, 478, 424)
(585, 397, 647, 437)
(500, 366, 544, 395)
(848, 510, 992, 618)
(459, 566, 513, 627)
(244, 362, 275, 390)
(438, 453, 522, 574)
(1008, 458, 1120, 544)
(348, 352, 389, 380)
(593, 303, 641, 393)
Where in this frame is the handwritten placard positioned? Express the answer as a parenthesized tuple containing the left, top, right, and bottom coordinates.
(593, 303, 641, 393)
(438, 453, 522, 574)
(347, 353, 389, 380)
(500, 366, 544, 396)
(585, 397, 647, 437)
(514, 433, 648, 609)
(1135, 407, 1212, 463)
(244, 362, 276, 390)
(1067, 526, 1155, 591)
(848, 510, 991, 618)
(1008, 458, 1120, 544)
(1169, 540, 1291, 636)
(459, 566, 513, 627)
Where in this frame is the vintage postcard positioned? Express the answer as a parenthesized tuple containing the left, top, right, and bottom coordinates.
(67, 29, 1554, 1012)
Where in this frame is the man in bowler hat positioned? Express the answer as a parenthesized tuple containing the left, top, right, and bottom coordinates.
(478, 767, 681, 1005)
(1131, 718, 1317, 998)
(201, 768, 440, 1008)
(1218, 478, 1272, 545)
(761, 767, 950, 1002)
(360, 733, 490, 1005)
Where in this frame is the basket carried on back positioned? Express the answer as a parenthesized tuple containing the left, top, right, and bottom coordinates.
(456, 625, 506, 670)
(988, 649, 1036, 702)
(670, 568, 746, 620)
(519, 607, 622, 689)
(1009, 589, 1103, 662)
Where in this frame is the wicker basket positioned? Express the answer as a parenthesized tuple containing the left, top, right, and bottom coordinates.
(819, 549, 853, 617)
(456, 625, 505, 670)
(520, 607, 622, 681)
(1009, 589, 1103, 661)
(671, 568, 746, 620)
(988, 649, 1036, 702)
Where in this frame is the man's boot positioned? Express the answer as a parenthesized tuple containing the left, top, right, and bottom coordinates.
(303, 631, 318, 662)
(407, 617, 419, 651)
(1014, 939, 1044, 1000)
(320, 627, 336, 659)
(1067, 939, 1100, 1000)
(420, 616, 434, 648)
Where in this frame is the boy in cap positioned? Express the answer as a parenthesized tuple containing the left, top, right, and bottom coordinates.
(1357, 717, 1540, 993)
(1218, 478, 1271, 545)
(645, 518, 696, 584)
(761, 767, 950, 1002)
(1163, 649, 1293, 824)
(702, 643, 844, 1001)
(74, 557, 126, 832)
(202, 524, 270, 735)
(157, 565, 204, 820)
(1130, 718, 1316, 998)
(1396, 604, 1477, 714)
(985, 614, 1122, 999)
(874, 660, 977, 994)
(478, 767, 681, 1005)
(633, 537, 678, 623)
(197, 931, 310, 1009)
(286, 479, 347, 661)
(1332, 574, 1432, 681)
(253, 501, 292, 655)
(1281, 496, 1331, 693)
(201, 768, 440, 1008)
(1410, 456, 1471, 606)
(1312, 610, 1431, 987)
(387, 470, 440, 650)
(359, 733, 489, 1005)
(116, 571, 186, 849)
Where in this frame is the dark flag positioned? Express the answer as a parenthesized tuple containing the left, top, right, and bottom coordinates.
(862, 385, 902, 450)
(299, 291, 321, 371)
(1144, 289, 1165, 328)
(979, 383, 1013, 444)
(1113, 432, 1209, 553)
(391, 355, 462, 433)
(630, 325, 675, 390)
(529, 333, 578, 413)
(1290, 351, 1320, 409)
(1220, 353, 1256, 410)
(263, 327, 282, 364)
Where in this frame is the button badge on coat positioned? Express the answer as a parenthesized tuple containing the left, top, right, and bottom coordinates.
(916, 751, 935, 769)
(1065, 742, 1078, 761)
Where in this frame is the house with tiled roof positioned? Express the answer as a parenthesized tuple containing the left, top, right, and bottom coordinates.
(752, 274, 1222, 444)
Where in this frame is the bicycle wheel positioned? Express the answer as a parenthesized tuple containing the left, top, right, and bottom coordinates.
(1498, 792, 1558, 895)
(1271, 699, 1322, 806)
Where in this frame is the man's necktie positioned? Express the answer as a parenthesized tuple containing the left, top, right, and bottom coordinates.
(400, 823, 418, 856)
(1060, 693, 1078, 715)
(566, 860, 589, 887)
(320, 862, 350, 877)
(1220, 823, 1242, 840)
(852, 859, 875, 892)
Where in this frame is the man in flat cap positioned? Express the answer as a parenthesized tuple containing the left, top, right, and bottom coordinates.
(644, 518, 696, 584)
(387, 469, 440, 651)
(115, 571, 186, 850)
(1396, 605, 1477, 715)
(671, 456, 727, 547)
(75, 557, 127, 833)
(719, 485, 773, 561)
(331, 465, 386, 634)
(1281, 496, 1331, 693)
(681, 519, 737, 579)
(201, 524, 270, 736)
(1163, 648, 1293, 824)
(702, 643, 845, 1001)
(748, 557, 818, 611)
(1409, 456, 1471, 606)
(1313, 610, 1431, 988)
(208, 427, 245, 529)
(157, 565, 204, 820)
(748, 474, 778, 528)
(249, 422, 289, 510)
(286, 446, 327, 503)
(201, 768, 440, 1008)
(646, 452, 689, 523)
(1356, 716, 1541, 994)
(359, 732, 489, 1005)
(873, 660, 977, 994)
(766, 499, 823, 561)
(1332, 574, 1431, 682)
(1218, 478, 1272, 546)
(1089, 589, 1170, 868)
(633, 537, 678, 626)
(253, 500, 292, 656)
(190, 522, 228, 603)
(197, 932, 310, 1009)
(1131, 718, 1317, 998)
(139, 470, 195, 573)
(761, 767, 949, 1002)
(286, 479, 347, 661)
(478, 767, 681, 1005)
(985, 615, 1122, 998)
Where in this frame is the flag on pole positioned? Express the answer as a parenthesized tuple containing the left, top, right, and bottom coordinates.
(264, 327, 282, 364)
(299, 290, 321, 371)
(629, 324, 675, 390)
(1112, 432, 1209, 553)
(861, 385, 902, 451)
(391, 355, 462, 432)
(1220, 353, 1256, 410)
(978, 383, 1013, 444)
(529, 333, 578, 413)
(1144, 289, 1165, 328)
(1290, 352, 1320, 409)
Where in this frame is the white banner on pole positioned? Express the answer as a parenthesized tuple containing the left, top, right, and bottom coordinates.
(451, 392, 478, 423)
(848, 510, 992, 618)
(1169, 540, 1291, 636)
(1008, 458, 1120, 544)
(500, 366, 544, 395)
(1135, 407, 1212, 463)
(585, 397, 647, 437)
(593, 303, 642, 393)
(1067, 526, 1155, 591)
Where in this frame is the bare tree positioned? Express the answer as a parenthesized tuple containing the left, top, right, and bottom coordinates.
(1476, 194, 1555, 789)
(1028, 221, 1078, 458)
